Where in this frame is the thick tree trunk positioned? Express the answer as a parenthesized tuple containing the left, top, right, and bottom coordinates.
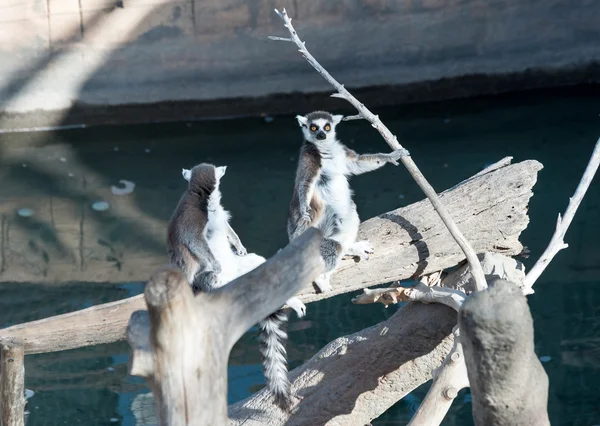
(459, 279, 550, 426)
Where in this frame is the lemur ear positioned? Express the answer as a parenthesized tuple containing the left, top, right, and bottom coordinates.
(332, 115, 344, 125)
(215, 166, 227, 180)
(296, 115, 308, 127)
(182, 168, 192, 182)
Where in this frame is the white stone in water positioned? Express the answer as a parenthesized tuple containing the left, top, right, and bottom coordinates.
(24, 389, 35, 399)
(110, 418, 119, 423)
(539, 355, 552, 363)
(111, 180, 136, 195)
(22, 163, 27, 168)
(145, 148, 151, 153)
(92, 201, 110, 211)
(107, 367, 115, 372)
(60, 157, 66, 162)
(17, 208, 34, 217)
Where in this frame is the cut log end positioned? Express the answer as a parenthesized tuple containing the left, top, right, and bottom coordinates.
(144, 266, 191, 309)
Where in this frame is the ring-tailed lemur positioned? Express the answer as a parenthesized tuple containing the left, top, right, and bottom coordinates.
(288, 110, 408, 292)
(169, 163, 305, 410)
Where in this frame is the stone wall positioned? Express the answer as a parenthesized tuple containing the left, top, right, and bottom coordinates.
(0, 0, 599, 126)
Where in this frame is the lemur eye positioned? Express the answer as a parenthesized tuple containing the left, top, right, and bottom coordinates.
(310, 125, 317, 132)
(324, 124, 331, 131)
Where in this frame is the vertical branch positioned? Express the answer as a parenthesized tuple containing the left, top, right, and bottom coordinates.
(523, 137, 600, 291)
(270, 8, 486, 292)
(407, 336, 469, 426)
(1, 340, 26, 426)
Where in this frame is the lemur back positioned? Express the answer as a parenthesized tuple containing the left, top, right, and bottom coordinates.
(172, 163, 306, 410)
(288, 110, 407, 292)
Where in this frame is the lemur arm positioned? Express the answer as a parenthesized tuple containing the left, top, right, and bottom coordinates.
(226, 223, 247, 256)
(296, 152, 320, 216)
(344, 147, 408, 175)
(187, 234, 222, 274)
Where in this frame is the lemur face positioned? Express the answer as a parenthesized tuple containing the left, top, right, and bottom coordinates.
(296, 111, 343, 144)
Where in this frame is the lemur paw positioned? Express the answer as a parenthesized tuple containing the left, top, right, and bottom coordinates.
(192, 270, 222, 293)
(347, 240, 374, 260)
(234, 245, 248, 256)
(286, 297, 307, 318)
(314, 275, 332, 293)
(300, 208, 312, 225)
(387, 149, 410, 165)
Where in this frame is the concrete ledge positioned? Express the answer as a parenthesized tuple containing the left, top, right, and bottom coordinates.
(1, 0, 599, 128)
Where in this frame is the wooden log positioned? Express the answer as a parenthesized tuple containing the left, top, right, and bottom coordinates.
(459, 279, 550, 426)
(0, 295, 146, 355)
(227, 252, 523, 426)
(298, 158, 540, 303)
(1, 340, 25, 426)
(127, 228, 324, 426)
(0, 158, 541, 355)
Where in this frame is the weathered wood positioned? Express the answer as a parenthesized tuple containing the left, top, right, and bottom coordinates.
(407, 339, 469, 426)
(459, 280, 550, 426)
(127, 228, 324, 426)
(227, 252, 525, 426)
(1, 340, 25, 426)
(0, 294, 146, 355)
(300, 159, 540, 303)
(0, 158, 540, 355)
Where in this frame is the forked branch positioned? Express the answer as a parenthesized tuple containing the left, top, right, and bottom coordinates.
(523, 137, 600, 292)
(270, 8, 486, 292)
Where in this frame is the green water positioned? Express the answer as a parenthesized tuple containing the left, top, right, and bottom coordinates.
(1, 86, 599, 425)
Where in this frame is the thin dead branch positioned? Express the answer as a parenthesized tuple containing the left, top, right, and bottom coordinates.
(271, 7, 487, 292)
(351, 273, 466, 312)
(523, 137, 600, 292)
(407, 334, 469, 426)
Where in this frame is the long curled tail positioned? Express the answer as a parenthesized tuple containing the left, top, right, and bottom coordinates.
(259, 308, 292, 410)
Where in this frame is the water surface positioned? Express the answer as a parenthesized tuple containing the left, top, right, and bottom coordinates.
(1, 86, 599, 426)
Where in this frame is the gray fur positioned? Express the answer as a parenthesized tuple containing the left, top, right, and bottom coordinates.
(170, 162, 296, 411)
(320, 238, 343, 271)
(167, 163, 222, 290)
(259, 310, 292, 410)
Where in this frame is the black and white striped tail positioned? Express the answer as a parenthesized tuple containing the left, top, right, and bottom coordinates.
(259, 308, 292, 410)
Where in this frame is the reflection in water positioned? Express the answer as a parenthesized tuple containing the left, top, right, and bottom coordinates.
(0, 86, 599, 426)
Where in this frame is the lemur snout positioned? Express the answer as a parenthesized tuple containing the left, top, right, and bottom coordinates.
(316, 131, 326, 140)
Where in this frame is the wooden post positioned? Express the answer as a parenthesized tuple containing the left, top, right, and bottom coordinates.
(459, 280, 550, 426)
(1, 340, 25, 426)
(127, 228, 324, 426)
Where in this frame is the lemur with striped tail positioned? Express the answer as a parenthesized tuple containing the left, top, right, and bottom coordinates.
(168, 163, 305, 410)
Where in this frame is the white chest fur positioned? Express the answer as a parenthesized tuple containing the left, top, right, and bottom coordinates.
(204, 192, 238, 284)
(204, 190, 265, 285)
(316, 142, 353, 212)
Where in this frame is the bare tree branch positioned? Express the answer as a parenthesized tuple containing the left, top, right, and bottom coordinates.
(407, 334, 470, 426)
(271, 7, 487, 292)
(351, 273, 467, 312)
(523, 137, 600, 292)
